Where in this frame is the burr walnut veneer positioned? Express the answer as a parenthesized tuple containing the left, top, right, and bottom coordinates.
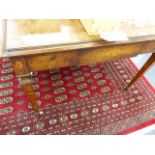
(3, 38, 155, 112)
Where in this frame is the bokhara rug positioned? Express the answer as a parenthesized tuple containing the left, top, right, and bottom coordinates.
(0, 57, 155, 135)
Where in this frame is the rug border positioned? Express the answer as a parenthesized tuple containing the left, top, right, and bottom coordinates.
(117, 58, 155, 135)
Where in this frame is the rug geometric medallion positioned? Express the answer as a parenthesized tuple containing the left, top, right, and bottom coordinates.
(0, 57, 155, 135)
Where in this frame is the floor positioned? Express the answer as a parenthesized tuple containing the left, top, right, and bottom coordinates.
(130, 53, 155, 135)
(3, 57, 153, 134)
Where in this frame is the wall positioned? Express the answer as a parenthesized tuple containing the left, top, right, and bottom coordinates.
(131, 53, 155, 88)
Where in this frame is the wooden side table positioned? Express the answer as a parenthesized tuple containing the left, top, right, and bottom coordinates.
(2, 19, 155, 113)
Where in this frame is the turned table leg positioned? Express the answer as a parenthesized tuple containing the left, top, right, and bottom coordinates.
(20, 77, 39, 112)
(125, 53, 155, 90)
(10, 57, 39, 112)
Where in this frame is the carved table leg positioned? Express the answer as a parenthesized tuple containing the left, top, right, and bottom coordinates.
(10, 57, 39, 112)
(125, 53, 155, 90)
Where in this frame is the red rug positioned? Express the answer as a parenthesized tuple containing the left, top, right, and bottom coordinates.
(0, 57, 155, 135)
